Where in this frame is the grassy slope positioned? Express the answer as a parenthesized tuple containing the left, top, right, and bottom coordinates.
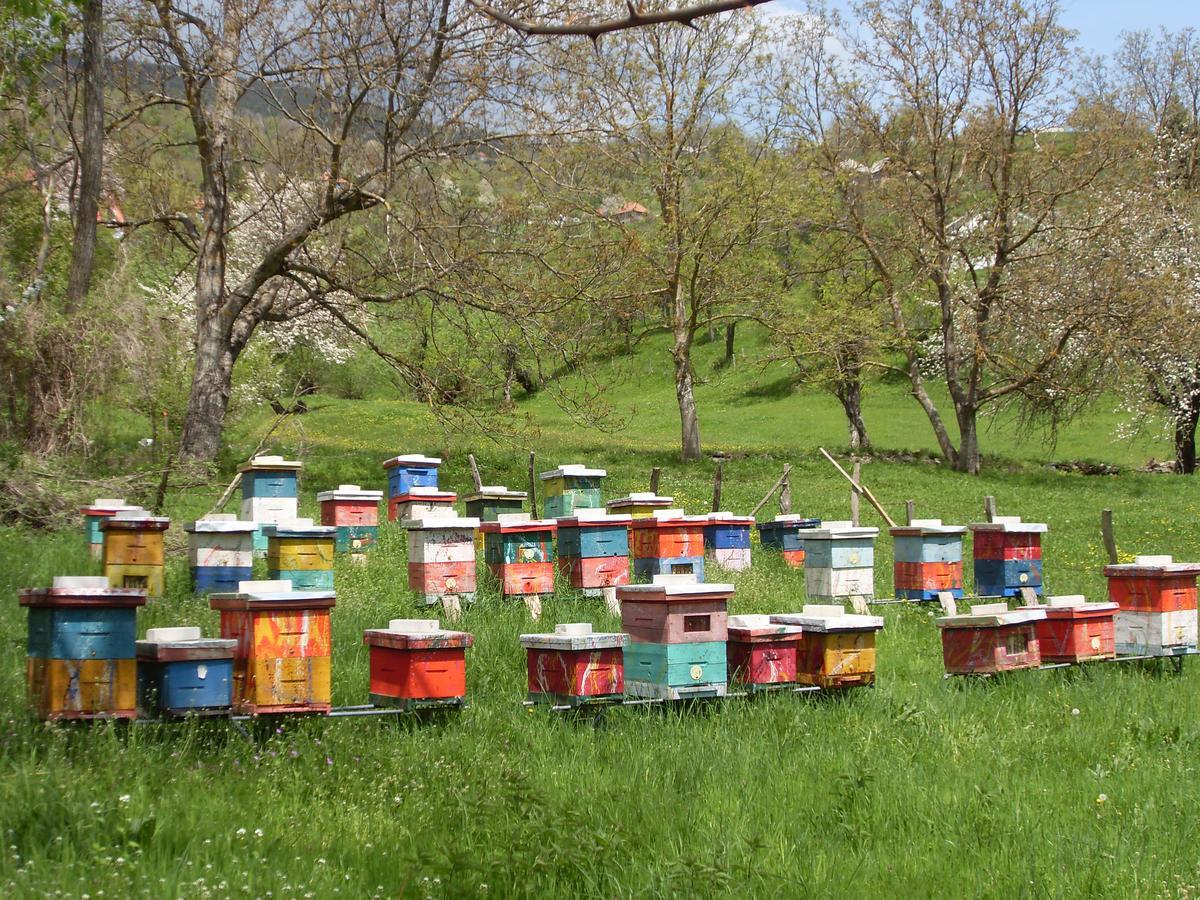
(3, 329, 1200, 896)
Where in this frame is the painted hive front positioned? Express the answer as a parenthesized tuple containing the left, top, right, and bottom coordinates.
(519, 623, 629, 706)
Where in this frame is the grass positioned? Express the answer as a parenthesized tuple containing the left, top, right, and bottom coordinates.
(3, 328, 1200, 896)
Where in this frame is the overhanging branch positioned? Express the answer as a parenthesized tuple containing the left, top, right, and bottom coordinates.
(465, 0, 773, 38)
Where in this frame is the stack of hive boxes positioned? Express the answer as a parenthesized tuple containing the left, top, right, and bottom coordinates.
(704, 513, 754, 572)
(755, 515, 821, 568)
(889, 520, 966, 601)
(20, 576, 146, 720)
(519, 622, 628, 707)
(628, 510, 708, 582)
(389, 486, 457, 523)
(81, 498, 135, 560)
(362, 618, 473, 710)
(555, 509, 632, 594)
(968, 517, 1047, 598)
(185, 515, 257, 594)
(383, 455, 450, 523)
(540, 464, 606, 519)
(802, 523, 878, 602)
(482, 514, 557, 598)
(1104, 555, 1200, 656)
(618, 578, 732, 700)
(317, 484, 384, 558)
(405, 514, 479, 605)
(102, 508, 170, 598)
(265, 519, 337, 590)
(136, 626, 236, 717)
(210, 580, 334, 715)
(239, 456, 302, 556)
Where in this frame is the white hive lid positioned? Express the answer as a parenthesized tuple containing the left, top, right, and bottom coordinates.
(554, 623, 594, 636)
(384, 454, 441, 467)
(652, 509, 687, 519)
(239, 579, 292, 593)
(1135, 554, 1173, 566)
(146, 626, 202, 642)
(496, 512, 532, 524)
(971, 602, 1010, 615)
(389, 618, 440, 632)
(652, 573, 698, 586)
(729, 614, 773, 629)
(540, 464, 607, 479)
(92, 498, 128, 508)
(53, 576, 110, 589)
(400, 486, 453, 497)
(404, 515, 479, 530)
(1048, 595, 1086, 608)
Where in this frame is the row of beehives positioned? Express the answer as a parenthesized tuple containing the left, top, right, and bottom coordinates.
(16, 575, 882, 721)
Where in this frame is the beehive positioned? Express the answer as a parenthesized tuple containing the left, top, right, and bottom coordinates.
(265, 519, 337, 591)
(317, 484, 383, 556)
(726, 614, 804, 692)
(210, 580, 334, 715)
(136, 626, 235, 717)
(704, 512, 754, 572)
(802, 523, 878, 601)
(20, 576, 146, 720)
(618, 578, 733, 700)
(405, 515, 479, 605)
(185, 515, 257, 594)
(383, 453, 441, 509)
(519, 622, 628, 706)
(101, 508, 170, 598)
(1104, 555, 1200, 656)
(555, 510, 631, 595)
(80, 498, 136, 560)
(889, 520, 966, 600)
(238, 455, 302, 555)
(481, 515, 557, 597)
(755, 515, 821, 568)
(362, 618, 473, 710)
(463, 486, 528, 551)
(968, 517, 1047, 598)
(935, 602, 1045, 675)
(539, 464, 606, 519)
(628, 510, 708, 582)
(605, 492, 675, 518)
(1035, 596, 1118, 664)
(771, 605, 884, 688)
(388, 486, 458, 524)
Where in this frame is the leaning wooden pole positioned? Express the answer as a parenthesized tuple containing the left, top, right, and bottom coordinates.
(817, 448, 897, 528)
(750, 464, 792, 518)
(468, 454, 484, 492)
(1101, 509, 1119, 565)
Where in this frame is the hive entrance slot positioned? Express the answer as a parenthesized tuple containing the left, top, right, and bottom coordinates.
(123, 575, 148, 589)
(671, 563, 694, 575)
(683, 614, 710, 633)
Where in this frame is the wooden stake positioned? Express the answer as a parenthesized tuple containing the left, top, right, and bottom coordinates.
(1019, 587, 1040, 607)
(750, 464, 792, 517)
(468, 454, 483, 492)
(441, 595, 463, 623)
(850, 462, 861, 526)
(905, 500, 915, 525)
(711, 461, 723, 512)
(817, 448, 897, 528)
(779, 469, 792, 515)
(1101, 509, 1118, 564)
(849, 595, 870, 615)
(937, 591, 958, 617)
(983, 495, 997, 523)
(523, 594, 542, 620)
(649, 466, 661, 494)
(528, 451, 537, 517)
(602, 586, 620, 617)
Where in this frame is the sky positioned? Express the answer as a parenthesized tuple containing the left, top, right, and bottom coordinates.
(771, 0, 1196, 56)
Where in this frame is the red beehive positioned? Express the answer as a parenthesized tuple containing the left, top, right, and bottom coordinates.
(936, 603, 1045, 675)
(363, 619, 473, 710)
(1103, 556, 1200, 612)
(726, 615, 804, 691)
(628, 513, 706, 559)
(519, 623, 629, 707)
(1035, 596, 1117, 663)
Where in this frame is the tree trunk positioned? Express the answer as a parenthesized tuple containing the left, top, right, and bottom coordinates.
(724, 322, 736, 366)
(836, 377, 870, 451)
(64, 0, 104, 313)
(178, 313, 236, 462)
(1174, 400, 1199, 475)
(953, 404, 981, 475)
(674, 357, 702, 462)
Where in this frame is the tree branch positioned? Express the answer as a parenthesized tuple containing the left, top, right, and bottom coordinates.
(465, 0, 773, 38)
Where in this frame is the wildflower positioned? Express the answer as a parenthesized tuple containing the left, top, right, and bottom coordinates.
(1072, 708, 1080, 716)
(118, 794, 131, 804)
(1097, 793, 1108, 804)
(236, 828, 247, 837)
(254, 829, 263, 838)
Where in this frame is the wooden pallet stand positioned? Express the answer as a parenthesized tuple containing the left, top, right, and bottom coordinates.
(81, 498, 136, 560)
(555, 510, 632, 595)
(889, 519, 966, 601)
(968, 517, 1048, 598)
(317, 484, 383, 557)
(756, 515, 821, 569)
(102, 508, 170, 598)
(210, 580, 334, 715)
(1104, 555, 1200, 656)
(770, 605, 884, 688)
(802, 523, 879, 601)
(704, 512, 754, 572)
(185, 515, 257, 594)
(21, 576, 147, 720)
(363, 618, 473, 711)
(136, 626, 236, 717)
(726, 614, 804, 692)
(265, 519, 337, 591)
(520, 622, 629, 707)
(935, 602, 1046, 675)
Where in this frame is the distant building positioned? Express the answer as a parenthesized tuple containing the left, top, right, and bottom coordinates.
(597, 195, 651, 223)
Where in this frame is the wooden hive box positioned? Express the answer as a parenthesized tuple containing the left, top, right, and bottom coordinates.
(1034, 596, 1118, 664)
(463, 485, 528, 550)
(388, 486, 458, 524)
(136, 626, 235, 716)
(629, 511, 708, 582)
(554, 510, 631, 594)
(363, 618, 473, 710)
(101, 509, 170, 598)
(238, 456, 302, 556)
(405, 515, 479, 605)
(265, 519, 337, 591)
(539, 464, 607, 519)
(889, 520, 966, 600)
(210, 580, 335, 715)
(185, 515, 257, 594)
(934, 602, 1045, 675)
(802, 523, 878, 601)
(81, 498, 136, 560)
(704, 513, 754, 572)
(481, 516, 557, 597)
(605, 492, 675, 519)
(756, 515, 821, 569)
(968, 517, 1047, 598)
(1104, 555, 1200, 655)
(20, 576, 146, 720)
(317, 484, 384, 555)
(617, 578, 733, 700)
(771, 605, 885, 688)
(519, 622, 629, 706)
(383, 453, 441, 501)
(726, 614, 804, 692)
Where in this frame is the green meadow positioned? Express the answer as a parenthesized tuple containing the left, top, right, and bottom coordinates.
(3, 328, 1200, 897)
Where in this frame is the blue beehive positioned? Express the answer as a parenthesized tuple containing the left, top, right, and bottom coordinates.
(756, 516, 821, 552)
(185, 515, 257, 594)
(383, 454, 442, 501)
(136, 626, 235, 716)
(238, 456, 302, 555)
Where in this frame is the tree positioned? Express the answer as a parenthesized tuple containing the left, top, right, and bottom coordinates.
(774, 0, 1126, 473)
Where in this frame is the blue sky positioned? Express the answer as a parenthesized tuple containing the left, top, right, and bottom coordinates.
(771, 0, 1195, 55)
